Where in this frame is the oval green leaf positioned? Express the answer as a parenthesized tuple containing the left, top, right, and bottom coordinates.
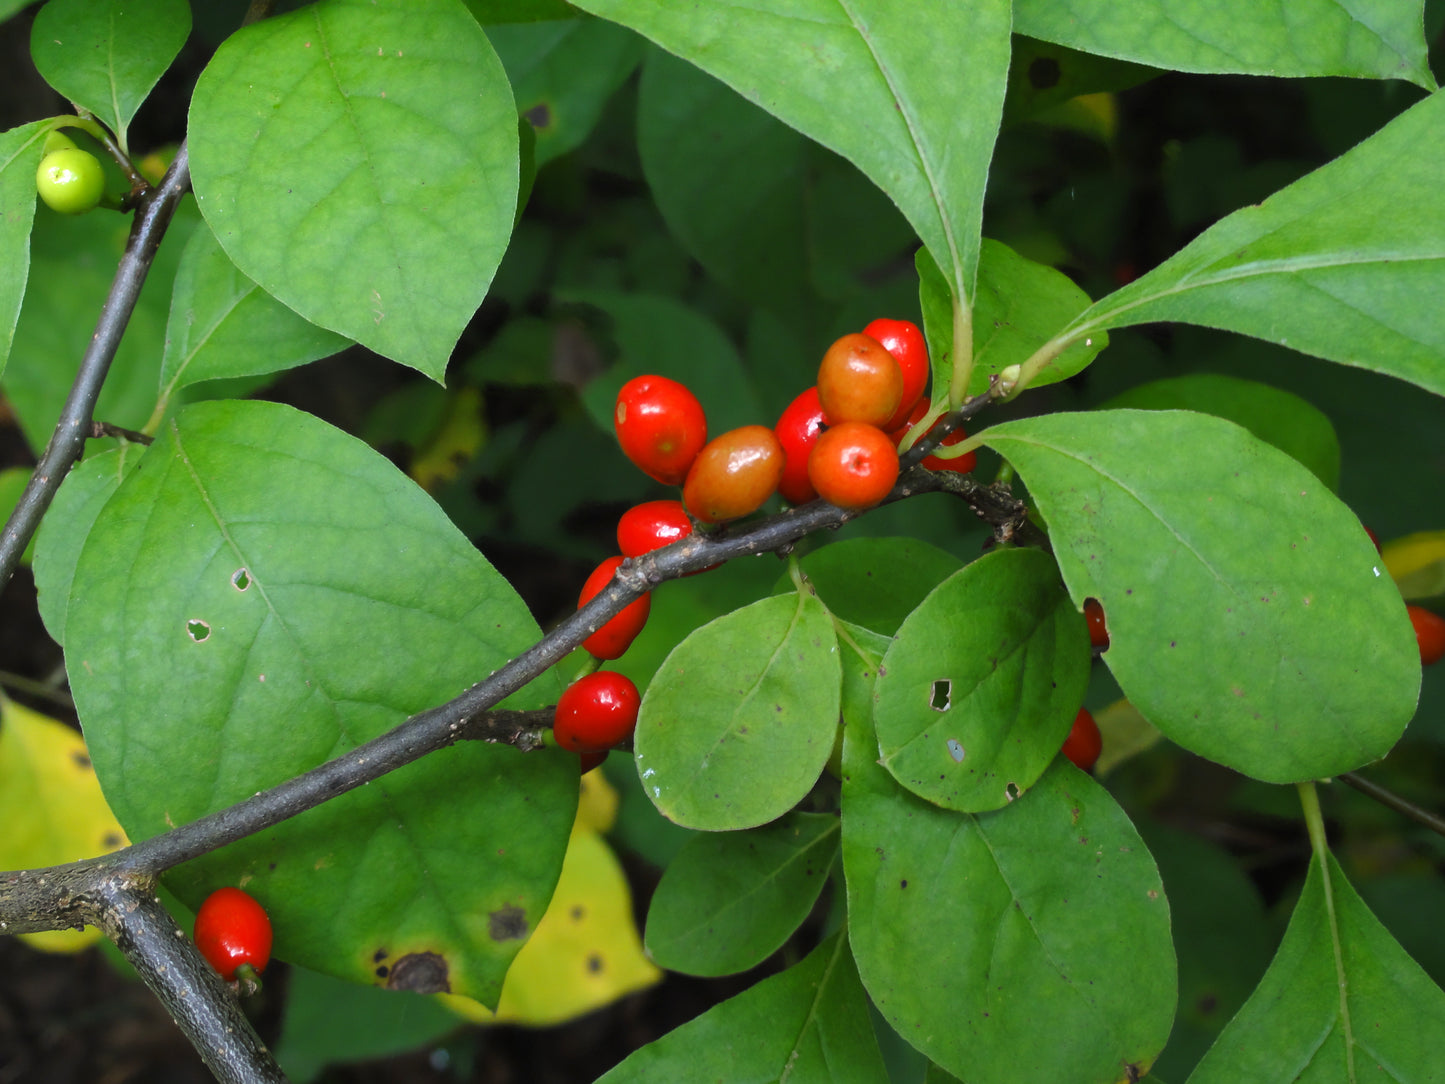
(569, 0, 1011, 309)
(187, 0, 519, 379)
(787, 537, 963, 636)
(633, 591, 841, 831)
(0, 121, 44, 377)
(1059, 91, 1445, 397)
(644, 811, 838, 977)
(842, 722, 1176, 1084)
(875, 547, 1091, 812)
(65, 399, 575, 1004)
(984, 409, 1420, 782)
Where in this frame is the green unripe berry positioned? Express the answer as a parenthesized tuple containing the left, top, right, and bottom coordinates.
(36, 148, 105, 215)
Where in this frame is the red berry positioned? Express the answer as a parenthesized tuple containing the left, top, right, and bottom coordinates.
(807, 422, 899, 511)
(682, 425, 784, 524)
(579, 556, 651, 660)
(1084, 598, 1109, 650)
(1061, 707, 1102, 772)
(892, 400, 976, 474)
(817, 333, 904, 428)
(774, 386, 827, 506)
(554, 671, 641, 753)
(1408, 605, 1445, 666)
(579, 750, 609, 774)
(614, 375, 707, 485)
(194, 887, 273, 983)
(617, 499, 693, 558)
(863, 318, 929, 432)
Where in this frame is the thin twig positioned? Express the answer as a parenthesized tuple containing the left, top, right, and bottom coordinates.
(1337, 771, 1445, 839)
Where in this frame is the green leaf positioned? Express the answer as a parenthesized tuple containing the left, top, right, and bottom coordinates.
(842, 720, 1176, 1084)
(1055, 91, 1445, 398)
(874, 548, 1091, 812)
(1187, 852, 1445, 1082)
(30, 0, 191, 148)
(0, 121, 45, 377)
(187, 0, 519, 380)
(32, 444, 143, 646)
(462, 0, 578, 21)
(788, 537, 962, 636)
(569, 0, 1012, 309)
(572, 290, 767, 437)
(65, 400, 575, 1004)
(1012, 0, 1436, 86)
(1002, 37, 1158, 127)
(644, 811, 838, 977)
(491, 17, 644, 167)
(158, 222, 351, 401)
(633, 591, 841, 831)
(983, 410, 1420, 782)
(598, 933, 888, 1084)
(920, 239, 1105, 403)
(1101, 373, 1341, 491)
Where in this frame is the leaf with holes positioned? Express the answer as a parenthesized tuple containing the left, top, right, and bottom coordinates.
(1187, 851, 1445, 1082)
(64, 399, 574, 1005)
(158, 222, 351, 401)
(633, 591, 840, 831)
(644, 811, 838, 977)
(1012, 0, 1435, 85)
(598, 932, 887, 1084)
(31, 0, 192, 148)
(874, 547, 1091, 812)
(842, 712, 1176, 1084)
(186, 0, 518, 379)
(569, 0, 1011, 310)
(984, 409, 1419, 782)
(1055, 91, 1445, 397)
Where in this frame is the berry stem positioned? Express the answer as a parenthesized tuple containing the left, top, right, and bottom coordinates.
(1336, 771, 1445, 838)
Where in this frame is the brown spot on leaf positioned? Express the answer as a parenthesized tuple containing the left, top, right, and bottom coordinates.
(586, 954, 604, 973)
(489, 906, 528, 942)
(385, 952, 450, 994)
(72, 751, 92, 770)
(524, 102, 552, 129)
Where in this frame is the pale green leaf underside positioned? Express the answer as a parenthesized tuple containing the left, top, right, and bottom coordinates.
(569, 0, 1011, 305)
(65, 399, 573, 1004)
(0, 121, 43, 379)
(187, 0, 519, 379)
(1188, 854, 1445, 1082)
(1013, 0, 1435, 86)
(984, 409, 1419, 782)
(1064, 91, 1445, 397)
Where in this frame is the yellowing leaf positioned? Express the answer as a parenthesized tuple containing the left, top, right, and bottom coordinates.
(577, 763, 619, 834)
(1092, 697, 1164, 777)
(0, 696, 129, 952)
(440, 824, 660, 1027)
(1382, 531, 1445, 600)
(409, 387, 487, 493)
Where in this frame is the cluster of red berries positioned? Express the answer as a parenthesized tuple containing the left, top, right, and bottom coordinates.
(555, 320, 979, 770)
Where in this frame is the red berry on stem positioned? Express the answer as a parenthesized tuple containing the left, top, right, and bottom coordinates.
(863, 318, 929, 432)
(683, 425, 785, 524)
(774, 386, 827, 506)
(194, 887, 273, 983)
(614, 375, 707, 485)
(579, 556, 651, 660)
(1408, 605, 1445, 666)
(554, 671, 642, 753)
(892, 400, 976, 474)
(817, 333, 904, 428)
(1061, 707, 1102, 772)
(1084, 598, 1109, 650)
(617, 500, 693, 558)
(579, 750, 609, 774)
(808, 422, 900, 511)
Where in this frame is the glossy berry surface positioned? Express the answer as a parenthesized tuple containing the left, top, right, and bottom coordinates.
(807, 422, 899, 511)
(614, 375, 707, 485)
(863, 318, 929, 432)
(1408, 605, 1445, 666)
(774, 386, 827, 506)
(683, 425, 784, 524)
(617, 500, 693, 558)
(817, 333, 904, 428)
(579, 556, 652, 660)
(193, 887, 273, 982)
(1084, 598, 1109, 650)
(554, 671, 641, 753)
(1061, 707, 1103, 772)
(36, 148, 105, 215)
